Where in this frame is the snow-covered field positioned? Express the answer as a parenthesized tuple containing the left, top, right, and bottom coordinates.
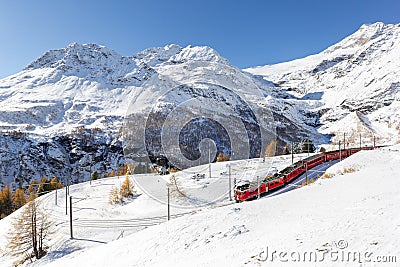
(0, 153, 310, 266)
(1, 147, 399, 266)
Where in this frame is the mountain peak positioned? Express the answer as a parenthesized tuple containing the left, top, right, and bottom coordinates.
(324, 22, 400, 54)
(25, 43, 128, 72)
(133, 44, 230, 67)
(170, 45, 229, 64)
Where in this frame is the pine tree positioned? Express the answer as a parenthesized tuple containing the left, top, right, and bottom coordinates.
(6, 195, 53, 265)
(91, 171, 99, 181)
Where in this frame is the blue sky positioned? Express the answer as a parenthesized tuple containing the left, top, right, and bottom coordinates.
(0, 0, 399, 78)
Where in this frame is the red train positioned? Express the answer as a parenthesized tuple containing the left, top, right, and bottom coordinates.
(234, 146, 378, 202)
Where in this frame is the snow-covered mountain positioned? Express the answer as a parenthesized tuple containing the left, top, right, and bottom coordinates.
(0, 43, 316, 188)
(246, 22, 400, 144)
(1, 22, 399, 189)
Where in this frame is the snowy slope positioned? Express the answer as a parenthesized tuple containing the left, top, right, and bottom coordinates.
(246, 22, 400, 144)
(25, 146, 400, 267)
(0, 154, 308, 267)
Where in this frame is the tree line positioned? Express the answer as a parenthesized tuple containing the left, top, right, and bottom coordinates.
(0, 177, 62, 219)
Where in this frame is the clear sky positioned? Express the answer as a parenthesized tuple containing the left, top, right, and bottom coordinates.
(0, 0, 399, 78)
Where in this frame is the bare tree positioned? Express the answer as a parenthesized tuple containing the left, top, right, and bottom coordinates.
(167, 175, 186, 198)
(6, 194, 53, 266)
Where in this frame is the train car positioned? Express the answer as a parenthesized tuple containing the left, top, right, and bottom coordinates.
(234, 146, 380, 202)
(266, 176, 285, 191)
(326, 151, 340, 161)
(348, 148, 361, 155)
(305, 154, 325, 169)
(325, 150, 348, 161)
(234, 180, 268, 202)
(281, 162, 305, 183)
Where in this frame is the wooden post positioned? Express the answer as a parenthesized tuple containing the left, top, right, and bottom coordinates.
(55, 188, 57, 206)
(360, 133, 362, 150)
(373, 136, 376, 148)
(257, 176, 260, 200)
(69, 196, 73, 239)
(339, 141, 342, 161)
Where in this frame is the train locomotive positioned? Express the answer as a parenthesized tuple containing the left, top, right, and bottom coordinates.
(233, 146, 377, 202)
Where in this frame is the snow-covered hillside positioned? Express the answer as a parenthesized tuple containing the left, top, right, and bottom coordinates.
(4, 145, 395, 267)
(246, 22, 400, 144)
(0, 154, 308, 266)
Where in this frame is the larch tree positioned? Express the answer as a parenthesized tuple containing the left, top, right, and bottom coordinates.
(120, 176, 135, 198)
(264, 140, 277, 157)
(49, 177, 59, 190)
(13, 188, 26, 211)
(37, 178, 50, 196)
(6, 194, 53, 265)
(216, 152, 224, 162)
(109, 187, 121, 204)
(27, 180, 39, 196)
(0, 184, 13, 218)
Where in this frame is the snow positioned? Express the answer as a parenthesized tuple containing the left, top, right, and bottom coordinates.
(0, 153, 309, 266)
(1, 147, 398, 266)
(12, 146, 395, 267)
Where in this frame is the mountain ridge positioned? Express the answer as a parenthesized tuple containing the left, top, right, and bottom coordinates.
(0, 22, 399, 189)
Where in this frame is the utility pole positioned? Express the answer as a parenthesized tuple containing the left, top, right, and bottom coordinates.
(89, 163, 92, 185)
(208, 143, 211, 179)
(65, 186, 68, 215)
(69, 196, 73, 239)
(305, 163, 308, 185)
(67, 174, 70, 195)
(343, 133, 346, 150)
(228, 164, 232, 201)
(291, 141, 294, 165)
(339, 140, 342, 161)
(257, 176, 260, 200)
(167, 187, 170, 221)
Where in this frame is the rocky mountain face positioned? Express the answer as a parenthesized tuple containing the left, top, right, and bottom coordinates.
(1, 22, 399, 188)
(246, 22, 400, 145)
(0, 42, 315, 188)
